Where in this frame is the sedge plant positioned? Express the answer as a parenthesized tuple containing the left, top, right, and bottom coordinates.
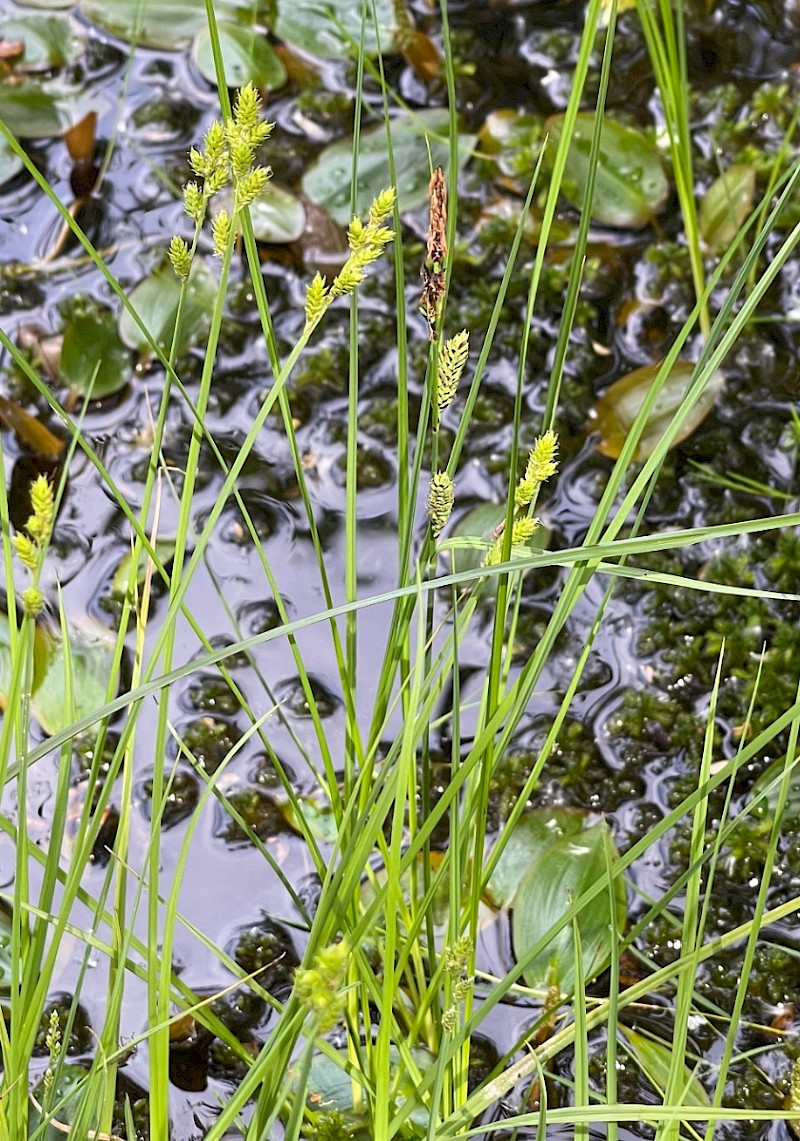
(2, 2, 800, 1140)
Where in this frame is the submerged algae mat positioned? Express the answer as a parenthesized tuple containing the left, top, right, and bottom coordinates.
(2, 0, 800, 1136)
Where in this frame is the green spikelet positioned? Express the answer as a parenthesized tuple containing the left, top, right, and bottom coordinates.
(427, 471, 455, 536)
(168, 236, 192, 282)
(511, 517, 539, 544)
(212, 209, 232, 257)
(304, 273, 329, 329)
(437, 329, 469, 415)
(524, 429, 558, 486)
(21, 586, 44, 618)
(12, 534, 38, 570)
(184, 182, 204, 221)
(30, 476, 54, 532)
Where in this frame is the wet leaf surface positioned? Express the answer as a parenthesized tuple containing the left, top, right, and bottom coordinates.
(620, 1027, 711, 1107)
(192, 23, 288, 90)
(32, 619, 119, 736)
(700, 163, 757, 253)
(547, 112, 670, 229)
(2, 14, 85, 70)
(512, 817, 626, 996)
(486, 806, 586, 908)
(0, 395, 65, 459)
(590, 359, 725, 461)
(77, 0, 263, 50)
(302, 108, 475, 224)
(118, 262, 217, 355)
(60, 311, 131, 399)
(274, 0, 398, 60)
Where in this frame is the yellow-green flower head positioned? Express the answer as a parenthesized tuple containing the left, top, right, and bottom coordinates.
(427, 471, 455, 536)
(21, 586, 44, 618)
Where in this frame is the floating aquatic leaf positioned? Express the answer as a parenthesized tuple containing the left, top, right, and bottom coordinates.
(0, 395, 65, 459)
(546, 112, 669, 229)
(274, 0, 397, 60)
(32, 620, 119, 736)
(64, 110, 96, 163)
(399, 30, 441, 82)
(215, 183, 306, 244)
(60, 311, 131, 399)
(590, 359, 725, 461)
(280, 796, 339, 843)
(0, 82, 64, 139)
(0, 135, 23, 185)
(118, 262, 217, 355)
(620, 1027, 711, 1108)
(2, 14, 85, 69)
(302, 109, 475, 225)
(699, 163, 756, 254)
(486, 807, 585, 909)
(512, 818, 626, 996)
(29, 1065, 87, 1141)
(192, 23, 288, 90)
(291, 1045, 433, 1129)
(111, 539, 177, 596)
(78, 0, 263, 50)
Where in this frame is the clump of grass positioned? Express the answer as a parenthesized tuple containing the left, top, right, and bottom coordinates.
(3, 4, 800, 1141)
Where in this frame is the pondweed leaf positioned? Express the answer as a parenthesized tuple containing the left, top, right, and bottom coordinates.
(0, 395, 65, 459)
(274, 0, 397, 60)
(78, 0, 263, 50)
(512, 818, 626, 997)
(302, 108, 474, 225)
(486, 807, 585, 909)
(2, 14, 85, 70)
(546, 112, 669, 229)
(118, 262, 217, 355)
(291, 1046, 434, 1129)
(0, 135, 23, 185)
(699, 163, 756, 254)
(620, 1027, 711, 1108)
(590, 360, 725, 461)
(192, 23, 287, 90)
(32, 620, 119, 736)
(214, 183, 306, 244)
(111, 538, 177, 596)
(0, 82, 64, 139)
(61, 311, 131, 399)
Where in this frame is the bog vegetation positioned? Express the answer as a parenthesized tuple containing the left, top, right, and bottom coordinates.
(1, 1, 800, 1139)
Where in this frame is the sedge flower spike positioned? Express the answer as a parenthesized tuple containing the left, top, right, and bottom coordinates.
(302, 189, 396, 333)
(170, 81, 274, 277)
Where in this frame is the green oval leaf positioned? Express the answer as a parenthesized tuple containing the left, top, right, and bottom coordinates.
(291, 1046, 433, 1128)
(699, 163, 756, 254)
(512, 819, 626, 997)
(0, 82, 64, 139)
(192, 22, 287, 90)
(620, 1027, 711, 1108)
(215, 182, 306, 244)
(302, 109, 475, 225)
(78, 0, 264, 50)
(487, 807, 586, 909)
(0, 135, 24, 186)
(111, 538, 176, 597)
(2, 15, 85, 70)
(118, 262, 217, 355)
(590, 359, 725, 461)
(60, 312, 131, 399)
(274, 0, 397, 59)
(546, 112, 669, 229)
(32, 620, 119, 736)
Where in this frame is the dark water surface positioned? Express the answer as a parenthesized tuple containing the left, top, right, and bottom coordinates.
(3, 0, 800, 1137)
